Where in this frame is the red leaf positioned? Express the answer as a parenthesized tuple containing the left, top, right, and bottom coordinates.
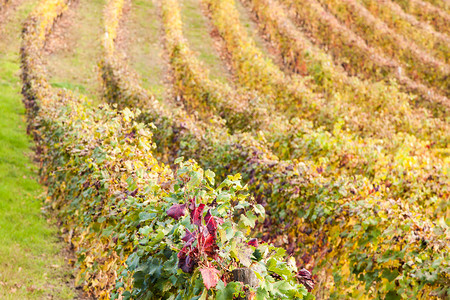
(191, 203, 205, 226)
(204, 209, 218, 235)
(247, 238, 259, 247)
(201, 233, 218, 257)
(178, 247, 197, 273)
(182, 229, 196, 247)
(167, 204, 186, 220)
(200, 267, 220, 290)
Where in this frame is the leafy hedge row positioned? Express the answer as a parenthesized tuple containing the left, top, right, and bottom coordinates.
(280, 0, 449, 110)
(242, 0, 450, 134)
(316, 0, 449, 94)
(21, 0, 312, 299)
(100, 0, 450, 298)
(358, 0, 450, 63)
(391, 0, 450, 36)
(200, 0, 323, 125)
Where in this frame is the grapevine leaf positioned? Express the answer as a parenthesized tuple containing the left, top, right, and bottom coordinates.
(248, 238, 259, 247)
(205, 169, 215, 185)
(201, 233, 217, 256)
(205, 209, 218, 235)
(166, 203, 186, 220)
(182, 229, 196, 247)
(178, 247, 196, 274)
(216, 281, 241, 300)
(191, 203, 206, 226)
(199, 267, 220, 290)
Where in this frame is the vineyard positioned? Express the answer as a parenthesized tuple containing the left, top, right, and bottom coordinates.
(0, 0, 449, 298)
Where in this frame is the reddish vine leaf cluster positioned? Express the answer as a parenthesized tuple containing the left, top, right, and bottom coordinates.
(167, 198, 223, 286)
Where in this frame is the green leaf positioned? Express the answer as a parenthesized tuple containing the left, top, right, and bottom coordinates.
(217, 192, 231, 202)
(216, 281, 241, 300)
(174, 157, 184, 164)
(148, 230, 165, 246)
(187, 171, 203, 190)
(240, 211, 257, 228)
(139, 225, 152, 236)
(139, 212, 153, 222)
(254, 204, 265, 216)
(256, 287, 269, 300)
(267, 258, 291, 277)
(272, 280, 293, 295)
(382, 269, 399, 282)
(205, 169, 215, 185)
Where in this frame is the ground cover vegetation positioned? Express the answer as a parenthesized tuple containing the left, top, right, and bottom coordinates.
(0, 0, 448, 298)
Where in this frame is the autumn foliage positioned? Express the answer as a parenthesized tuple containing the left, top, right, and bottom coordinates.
(19, 0, 449, 299)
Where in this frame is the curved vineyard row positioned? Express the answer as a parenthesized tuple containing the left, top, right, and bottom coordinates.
(316, 0, 449, 94)
(99, 0, 450, 298)
(357, 0, 450, 63)
(391, 0, 450, 35)
(238, 0, 449, 143)
(202, 0, 324, 123)
(163, 0, 273, 133)
(280, 0, 449, 112)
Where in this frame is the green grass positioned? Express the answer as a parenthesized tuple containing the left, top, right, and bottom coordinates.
(180, 0, 230, 83)
(234, 0, 271, 55)
(0, 1, 76, 299)
(124, 0, 167, 99)
(0, 55, 75, 300)
(46, 0, 106, 101)
(50, 81, 88, 94)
